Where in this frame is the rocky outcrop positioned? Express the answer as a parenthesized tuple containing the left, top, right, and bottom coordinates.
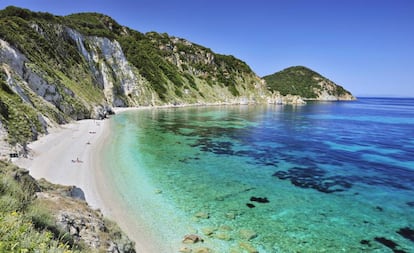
(65, 28, 155, 107)
(307, 75, 355, 101)
(0, 161, 136, 253)
(55, 207, 135, 253)
(36, 180, 136, 253)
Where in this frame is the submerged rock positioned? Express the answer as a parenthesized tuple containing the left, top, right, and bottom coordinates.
(182, 234, 204, 244)
(374, 237, 404, 252)
(154, 189, 163, 194)
(273, 167, 352, 193)
(225, 211, 236, 219)
(194, 247, 213, 253)
(360, 240, 371, 246)
(239, 229, 257, 240)
(397, 227, 414, 242)
(246, 203, 256, 208)
(194, 211, 210, 219)
(219, 225, 233, 231)
(214, 232, 232, 241)
(406, 201, 414, 207)
(239, 242, 258, 253)
(250, 196, 269, 203)
(201, 227, 216, 236)
(179, 247, 193, 253)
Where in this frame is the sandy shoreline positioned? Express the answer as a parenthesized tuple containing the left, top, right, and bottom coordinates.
(12, 104, 245, 252)
(12, 112, 157, 252)
(13, 119, 107, 207)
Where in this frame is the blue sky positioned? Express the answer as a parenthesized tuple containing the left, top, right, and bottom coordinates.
(1, 0, 413, 97)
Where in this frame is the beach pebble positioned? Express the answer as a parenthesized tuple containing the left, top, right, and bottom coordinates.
(239, 242, 258, 253)
(187, 227, 198, 234)
(179, 247, 192, 253)
(154, 189, 162, 194)
(182, 234, 203, 244)
(201, 226, 216, 236)
(219, 225, 233, 231)
(225, 211, 236, 219)
(239, 229, 257, 240)
(229, 247, 242, 253)
(214, 232, 232, 241)
(194, 247, 213, 253)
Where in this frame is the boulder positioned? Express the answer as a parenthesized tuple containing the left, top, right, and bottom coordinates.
(239, 242, 258, 253)
(182, 234, 203, 244)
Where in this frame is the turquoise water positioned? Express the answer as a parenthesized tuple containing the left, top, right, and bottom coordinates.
(104, 98, 414, 252)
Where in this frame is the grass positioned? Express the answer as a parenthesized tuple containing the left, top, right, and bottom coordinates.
(0, 161, 82, 252)
(0, 76, 46, 145)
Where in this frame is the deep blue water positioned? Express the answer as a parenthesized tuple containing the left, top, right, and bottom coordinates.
(106, 98, 414, 252)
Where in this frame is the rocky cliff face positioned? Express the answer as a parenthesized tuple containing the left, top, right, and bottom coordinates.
(263, 66, 355, 101)
(65, 28, 156, 107)
(36, 188, 135, 253)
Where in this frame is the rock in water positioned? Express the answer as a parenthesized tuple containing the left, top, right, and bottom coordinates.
(201, 227, 216, 236)
(179, 247, 192, 253)
(182, 234, 204, 244)
(194, 247, 213, 253)
(239, 242, 258, 253)
(239, 229, 258, 240)
(250, 196, 269, 203)
(246, 203, 256, 208)
(194, 211, 210, 219)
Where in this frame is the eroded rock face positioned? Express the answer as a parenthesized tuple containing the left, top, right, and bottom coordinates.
(1, 39, 67, 110)
(65, 28, 153, 107)
(57, 211, 135, 253)
(36, 190, 136, 253)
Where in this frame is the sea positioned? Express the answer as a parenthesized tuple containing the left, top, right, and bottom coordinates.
(102, 97, 414, 252)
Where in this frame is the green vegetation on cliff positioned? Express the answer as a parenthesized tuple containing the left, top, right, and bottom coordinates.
(64, 12, 256, 98)
(263, 66, 352, 99)
(0, 72, 46, 145)
(0, 160, 81, 252)
(0, 160, 135, 252)
(0, 6, 105, 120)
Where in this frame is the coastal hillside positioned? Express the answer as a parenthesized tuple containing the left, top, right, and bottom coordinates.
(0, 160, 135, 252)
(263, 66, 355, 100)
(0, 6, 305, 152)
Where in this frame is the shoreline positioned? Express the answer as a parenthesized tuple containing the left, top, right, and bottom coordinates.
(11, 104, 250, 252)
(12, 116, 158, 252)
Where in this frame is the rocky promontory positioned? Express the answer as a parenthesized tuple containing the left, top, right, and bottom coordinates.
(263, 66, 355, 101)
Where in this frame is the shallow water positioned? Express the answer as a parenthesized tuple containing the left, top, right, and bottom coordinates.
(104, 98, 414, 252)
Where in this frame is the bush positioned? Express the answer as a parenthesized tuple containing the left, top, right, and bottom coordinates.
(0, 161, 80, 252)
(0, 211, 74, 253)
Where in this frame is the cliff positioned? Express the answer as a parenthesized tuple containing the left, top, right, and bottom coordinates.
(263, 66, 355, 100)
